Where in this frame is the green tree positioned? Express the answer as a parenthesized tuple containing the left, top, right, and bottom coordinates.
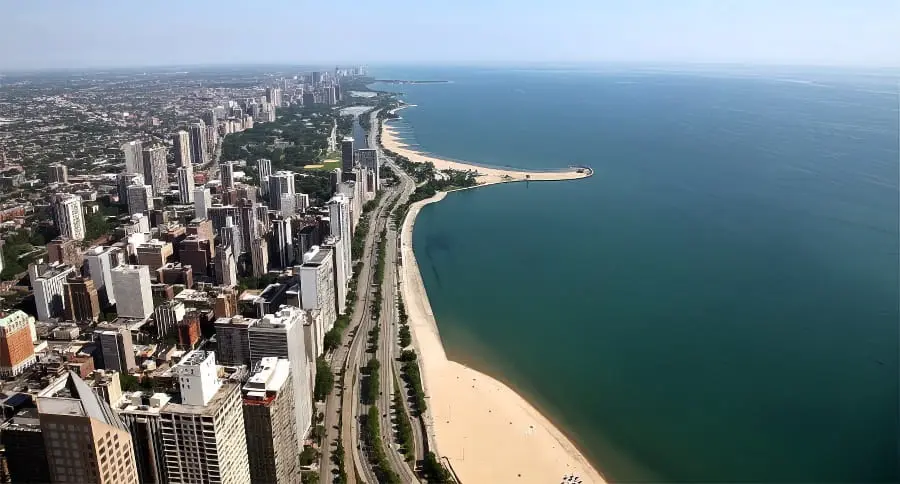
(313, 357, 334, 401)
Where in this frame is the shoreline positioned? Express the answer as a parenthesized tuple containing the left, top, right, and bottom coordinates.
(382, 107, 592, 185)
(391, 116, 605, 482)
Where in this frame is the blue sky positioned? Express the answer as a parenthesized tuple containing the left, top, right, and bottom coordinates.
(1, 0, 897, 69)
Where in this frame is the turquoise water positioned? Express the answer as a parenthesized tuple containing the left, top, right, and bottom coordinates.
(373, 67, 899, 483)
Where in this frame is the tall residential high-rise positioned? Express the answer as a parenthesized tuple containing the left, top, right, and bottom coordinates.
(189, 121, 209, 165)
(214, 245, 238, 287)
(142, 146, 168, 196)
(265, 87, 282, 107)
(248, 306, 313, 439)
(214, 315, 254, 366)
(127, 184, 154, 215)
(193, 187, 211, 218)
(47, 236, 81, 266)
(0, 310, 37, 377)
(94, 326, 137, 373)
(219, 216, 243, 256)
(257, 158, 272, 196)
(84, 246, 123, 307)
(266, 171, 295, 212)
(122, 140, 144, 175)
(327, 194, 352, 281)
(242, 357, 299, 484)
(220, 161, 236, 189)
(117, 172, 143, 204)
(48, 163, 69, 184)
(177, 166, 195, 203)
(173, 130, 191, 168)
(299, 246, 337, 331)
(37, 371, 140, 484)
(207, 204, 240, 234)
(250, 237, 269, 277)
(324, 236, 348, 315)
(115, 391, 172, 484)
(161, 351, 250, 484)
(29, 262, 77, 321)
(270, 218, 293, 269)
(53, 194, 86, 241)
(341, 137, 355, 172)
(237, 200, 259, 251)
(110, 265, 153, 319)
(178, 312, 202, 349)
(356, 148, 379, 193)
(64, 275, 101, 322)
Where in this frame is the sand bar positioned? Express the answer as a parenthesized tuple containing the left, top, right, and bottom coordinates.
(398, 193, 606, 483)
(382, 111, 591, 186)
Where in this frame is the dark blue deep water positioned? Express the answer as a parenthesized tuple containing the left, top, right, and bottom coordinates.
(373, 66, 899, 483)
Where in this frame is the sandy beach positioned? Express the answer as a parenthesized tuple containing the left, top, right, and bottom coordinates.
(398, 192, 605, 482)
(382, 114, 591, 186)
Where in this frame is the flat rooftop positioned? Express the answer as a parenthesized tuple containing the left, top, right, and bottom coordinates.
(162, 382, 238, 416)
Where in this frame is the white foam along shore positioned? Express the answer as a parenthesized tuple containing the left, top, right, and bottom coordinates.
(391, 112, 604, 483)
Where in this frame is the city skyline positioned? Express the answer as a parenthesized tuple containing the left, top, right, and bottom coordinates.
(0, 0, 897, 70)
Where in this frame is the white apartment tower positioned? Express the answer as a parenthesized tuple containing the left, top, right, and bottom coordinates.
(85, 246, 124, 307)
(53, 194, 86, 241)
(299, 246, 337, 331)
(173, 130, 191, 168)
(324, 236, 348, 314)
(327, 194, 352, 281)
(122, 140, 144, 175)
(142, 146, 168, 196)
(161, 351, 250, 484)
(29, 262, 77, 321)
(248, 306, 313, 439)
(110, 265, 153, 319)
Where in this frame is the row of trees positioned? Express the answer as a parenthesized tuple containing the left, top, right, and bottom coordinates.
(392, 380, 415, 462)
(362, 406, 402, 483)
(313, 356, 334, 401)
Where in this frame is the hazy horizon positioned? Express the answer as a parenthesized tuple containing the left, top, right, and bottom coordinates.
(1, 0, 897, 71)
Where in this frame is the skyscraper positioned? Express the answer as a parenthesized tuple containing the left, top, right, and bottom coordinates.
(160, 351, 250, 484)
(29, 262, 77, 321)
(248, 306, 313, 439)
(110, 265, 153, 319)
(116, 172, 142, 203)
(266, 171, 295, 212)
(270, 218, 293, 269)
(48, 163, 69, 184)
(214, 315, 254, 366)
(153, 300, 185, 340)
(141, 146, 168, 196)
(84, 246, 124, 307)
(37, 371, 140, 484)
(127, 184, 154, 215)
(177, 167, 195, 204)
(115, 391, 172, 484)
(122, 140, 144, 175)
(64, 276, 101, 322)
(299, 246, 337, 331)
(327, 194, 352, 281)
(220, 161, 236, 189)
(250, 237, 269, 277)
(214, 245, 238, 287)
(94, 326, 137, 373)
(53, 194, 86, 241)
(341, 137, 354, 172)
(189, 121, 209, 165)
(257, 158, 272, 196)
(242, 357, 298, 484)
(0, 310, 37, 377)
(193, 187, 211, 218)
(265, 87, 282, 107)
(324, 236, 348, 315)
(173, 130, 191, 168)
(356, 148, 379, 193)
